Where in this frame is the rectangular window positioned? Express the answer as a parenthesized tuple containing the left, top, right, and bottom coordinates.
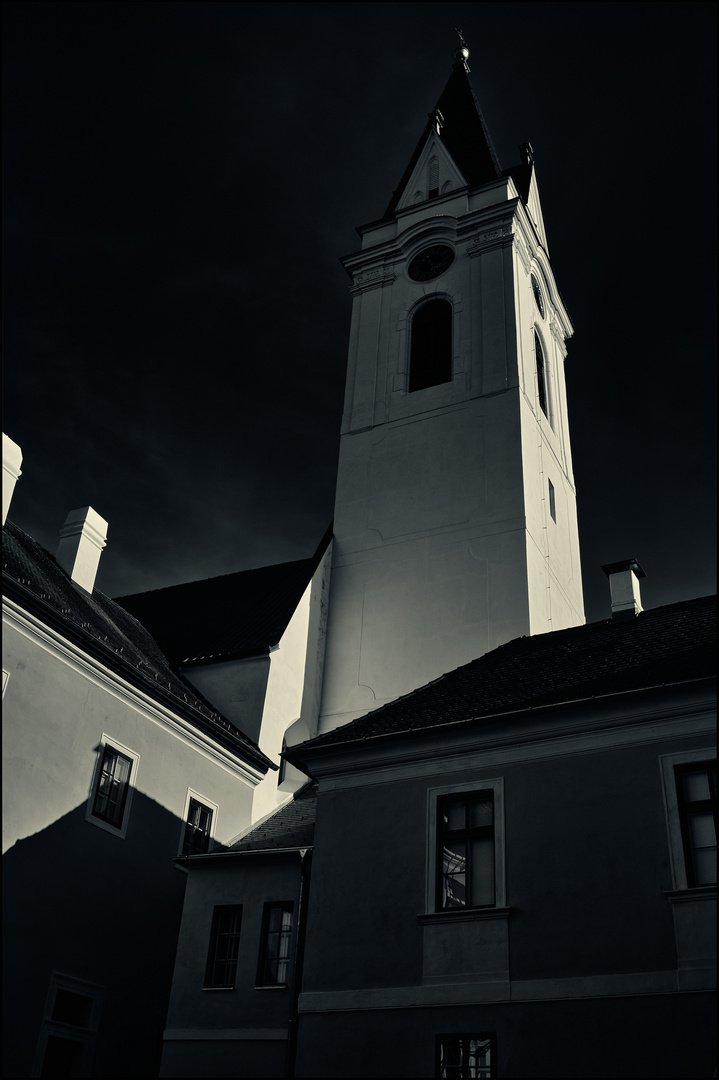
(92, 745, 132, 826)
(548, 478, 556, 522)
(183, 798, 213, 856)
(675, 761, 717, 886)
(257, 902, 294, 987)
(86, 737, 138, 839)
(437, 792, 495, 910)
(436, 1034, 495, 1078)
(204, 906, 242, 989)
(32, 974, 103, 1078)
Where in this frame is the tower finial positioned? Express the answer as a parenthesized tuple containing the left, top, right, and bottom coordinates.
(453, 28, 470, 70)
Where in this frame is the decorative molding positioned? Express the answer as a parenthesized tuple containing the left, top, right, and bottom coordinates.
(351, 266, 396, 292)
(467, 225, 513, 255)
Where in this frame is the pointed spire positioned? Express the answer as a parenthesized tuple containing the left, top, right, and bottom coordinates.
(383, 40, 502, 220)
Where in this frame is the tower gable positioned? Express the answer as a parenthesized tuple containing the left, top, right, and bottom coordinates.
(394, 129, 469, 211)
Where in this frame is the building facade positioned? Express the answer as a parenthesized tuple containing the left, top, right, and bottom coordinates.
(2, 443, 273, 1078)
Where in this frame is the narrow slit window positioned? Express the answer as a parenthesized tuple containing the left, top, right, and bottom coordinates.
(409, 300, 452, 393)
(428, 156, 439, 199)
(205, 905, 242, 988)
(548, 479, 556, 522)
(535, 331, 548, 417)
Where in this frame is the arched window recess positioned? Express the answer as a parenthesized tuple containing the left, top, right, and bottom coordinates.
(409, 298, 453, 393)
(534, 329, 549, 419)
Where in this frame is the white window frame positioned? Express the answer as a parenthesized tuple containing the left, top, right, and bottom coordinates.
(659, 747, 716, 891)
(178, 787, 218, 856)
(85, 734, 140, 840)
(425, 776, 506, 914)
(2, 668, 9, 697)
(31, 972, 103, 1078)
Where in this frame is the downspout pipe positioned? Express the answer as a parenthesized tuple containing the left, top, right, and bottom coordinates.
(286, 847, 312, 1078)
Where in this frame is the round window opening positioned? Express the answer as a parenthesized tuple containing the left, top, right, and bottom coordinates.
(531, 274, 545, 318)
(408, 245, 454, 282)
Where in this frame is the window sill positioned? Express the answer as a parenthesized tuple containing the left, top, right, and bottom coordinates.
(417, 908, 511, 925)
(202, 986, 235, 992)
(664, 886, 716, 904)
(254, 984, 288, 991)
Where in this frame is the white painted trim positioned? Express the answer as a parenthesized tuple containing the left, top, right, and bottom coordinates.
(2, 668, 8, 697)
(163, 1028, 287, 1041)
(178, 787, 219, 855)
(659, 746, 717, 891)
(85, 734, 140, 840)
(3, 598, 265, 786)
(31, 972, 104, 1078)
(425, 777, 506, 914)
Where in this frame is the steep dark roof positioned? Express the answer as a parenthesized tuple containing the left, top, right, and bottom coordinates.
(384, 59, 502, 220)
(2, 519, 272, 770)
(226, 782, 317, 852)
(290, 595, 716, 753)
(115, 524, 332, 667)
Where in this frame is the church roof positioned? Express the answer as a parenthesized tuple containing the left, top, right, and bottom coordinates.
(115, 524, 332, 667)
(383, 56, 502, 220)
(288, 595, 716, 756)
(225, 781, 317, 852)
(3, 519, 272, 771)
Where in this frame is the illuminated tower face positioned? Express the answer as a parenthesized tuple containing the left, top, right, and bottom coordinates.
(319, 53, 584, 732)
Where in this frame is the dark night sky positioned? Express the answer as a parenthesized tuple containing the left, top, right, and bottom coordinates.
(3, 2, 716, 624)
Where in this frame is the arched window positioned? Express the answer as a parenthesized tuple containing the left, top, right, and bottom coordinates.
(534, 330, 548, 417)
(428, 157, 439, 199)
(409, 300, 452, 393)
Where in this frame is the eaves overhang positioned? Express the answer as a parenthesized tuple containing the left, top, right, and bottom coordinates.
(284, 676, 717, 781)
(174, 845, 312, 866)
(3, 573, 274, 775)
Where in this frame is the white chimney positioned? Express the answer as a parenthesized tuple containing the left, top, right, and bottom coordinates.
(2, 433, 23, 527)
(601, 558, 646, 619)
(56, 507, 109, 594)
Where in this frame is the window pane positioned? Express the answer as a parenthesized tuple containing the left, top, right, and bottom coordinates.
(41, 1035, 84, 1077)
(693, 847, 717, 885)
(683, 770, 711, 803)
(51, 990, 92, 1028)
(470, 836, 495, 906)
(688, 811, 716, 849)
(444, 800, 466, 831)
(469, 798, 493, 828)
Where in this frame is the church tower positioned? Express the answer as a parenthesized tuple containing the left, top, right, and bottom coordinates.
(319, 45, 584, 732)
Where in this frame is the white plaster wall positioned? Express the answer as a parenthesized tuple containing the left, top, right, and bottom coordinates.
(250, 580, 312, 823)
(2, 614, 256, 854)
(183, 654, 270, 746)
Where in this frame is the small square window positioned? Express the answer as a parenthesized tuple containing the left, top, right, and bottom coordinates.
(204, 906, 242, 989)
(257, 902, 294, 987)
(675, 761, 716, 886)
(548, 479, 556, 522)
(436, 1034, 495, 1078)
(182, 797, 214, 856)
(437, 792, 495, 910)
